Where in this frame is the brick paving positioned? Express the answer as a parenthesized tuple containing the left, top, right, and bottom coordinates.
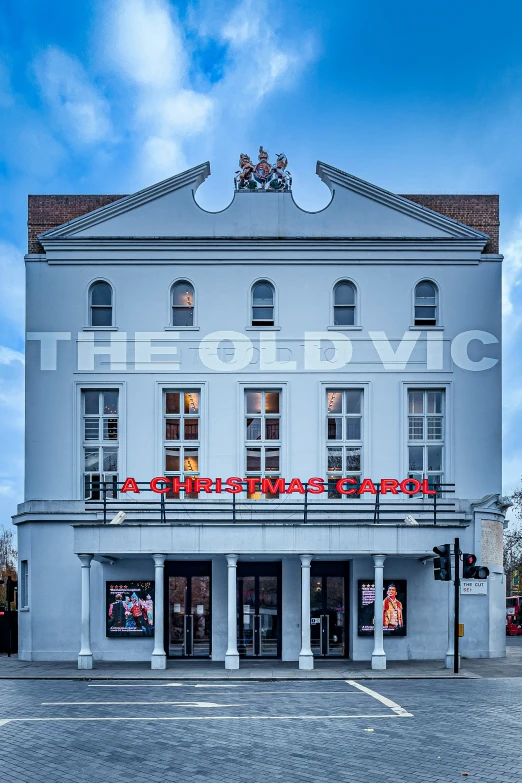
(0, 677, 521, 782)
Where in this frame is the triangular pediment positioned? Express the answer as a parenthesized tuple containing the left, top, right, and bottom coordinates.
(38, 160, 489, 246)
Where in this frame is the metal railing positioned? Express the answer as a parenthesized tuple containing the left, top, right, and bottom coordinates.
(84, 480, 457, 526)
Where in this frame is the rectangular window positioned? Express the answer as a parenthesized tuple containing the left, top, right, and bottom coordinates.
(164, 390, 200, 498)
(20, 560, 29, 608)
(326, 389, 363, 498)
(408, 389, 444, 491)
(245, 390, 281, 498)
(83, 390, 119, 499)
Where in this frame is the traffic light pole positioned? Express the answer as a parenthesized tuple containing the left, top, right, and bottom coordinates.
(454, 537, 460, 674)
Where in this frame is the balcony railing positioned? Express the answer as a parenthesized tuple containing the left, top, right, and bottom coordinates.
(84, 480, 458, 526)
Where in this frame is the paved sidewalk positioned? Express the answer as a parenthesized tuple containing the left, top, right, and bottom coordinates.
(1, 640, 521, 679)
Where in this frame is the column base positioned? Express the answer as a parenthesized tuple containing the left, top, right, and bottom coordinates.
(371, 653, 386, 670)
(151, 653, 167, 670)
(225, 653, 240, 670)
(299, 653, 314, 670)
(78, 654, 93, 670)
(445, 653, 461, 669)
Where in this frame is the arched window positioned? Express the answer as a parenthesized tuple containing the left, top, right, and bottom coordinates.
(171, 281, 195, 326)
(252, 281, 275, 327)
(333, 281, 356, 326)
(89, 281, 113, 327)
(414, 281, 438, 326)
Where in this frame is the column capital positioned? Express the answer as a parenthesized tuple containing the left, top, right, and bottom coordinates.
(226, 554, 239, 567)
(78, 554, 94, 567)
(372, 554, 386, 567)
(299, 554, 313, 568)
(152, 554, 167, 567)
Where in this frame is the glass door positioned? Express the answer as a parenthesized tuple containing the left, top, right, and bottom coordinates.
(237, 563, 281, 658)
(310, 562, 349, 657)
(166, 562, 211, 658)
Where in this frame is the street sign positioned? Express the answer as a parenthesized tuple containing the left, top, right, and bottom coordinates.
(460, 580, 488, 595)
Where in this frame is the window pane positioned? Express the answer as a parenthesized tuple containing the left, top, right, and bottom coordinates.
(103, 419, 118, 440)
(265, 448, 280, 471)
(172, 282, 194, 307)
(165, 448, 180, 471)
(103, 448, 118, 472)
(165, 419, 180, 440)
(84, 450, 99, 472)
(334, 306, 355, 326)
(427, 392, 442, 414)
(409, 417, 423, 439)
(408, 391, 423, 414)
(84, 420, 99, 440)
(172, 308, 194, 326)
(415, 281, 436, 301)
(327, 418, 342, 440)
(246, 448, 261, 471)
(427, 445, 442, 471)
(246, 391, 262, 414)
(84, 391, 99, 415)
(165, 392, 180, 414)
(252, 283, 274, 305)
(415, 306, 436, 320)
(427, 417, 443, 440)
(184, 449, 198, 472)
(346, 418, 361, 440)
(184, 392, 199, 414)
(408, 446, 423, 471)
(91, 282, 112, 306)
(345, 390, 362, 414)
(265, 418, 279, 439)
(346, 447, 361, 471)
(184, 419, 199, 440)
(327, 391, 342, 414)
(334, 282, 355, 305)
(91, 307, 112, 326)
(327, 447, 342, 471)
(328, 476, 341, 499)
(103, 391, 118, 414)
(246, 418, 261, 440)
(252, 307, 274, 321)
(265, 392, 280, 414)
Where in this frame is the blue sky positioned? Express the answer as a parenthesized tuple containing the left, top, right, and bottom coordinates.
(1, 0, 522, 526)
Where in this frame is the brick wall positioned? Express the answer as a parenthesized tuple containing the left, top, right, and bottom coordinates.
(28, 193, 499, 254)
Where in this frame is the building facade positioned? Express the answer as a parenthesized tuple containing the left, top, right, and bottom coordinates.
(14, 153, 507, 669)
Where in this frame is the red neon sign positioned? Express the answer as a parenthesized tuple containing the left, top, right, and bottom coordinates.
(120, 477, 436, 496)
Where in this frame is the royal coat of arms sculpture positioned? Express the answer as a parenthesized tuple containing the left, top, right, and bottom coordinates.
(235, 146, 292, 191)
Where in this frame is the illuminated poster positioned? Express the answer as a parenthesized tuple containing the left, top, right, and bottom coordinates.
(358, 580, 407, 637)
(106, 581, 155, 638)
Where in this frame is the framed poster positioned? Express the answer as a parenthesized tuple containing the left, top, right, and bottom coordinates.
(358, 579, 407, 637)
(106, 581, 155, 638)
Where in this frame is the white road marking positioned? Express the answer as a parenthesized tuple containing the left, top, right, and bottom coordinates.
(0, 714, 403, 725)
(42, 701, 238, 707)
(87, 683, 186, 688)
(346, 680, 413, 717)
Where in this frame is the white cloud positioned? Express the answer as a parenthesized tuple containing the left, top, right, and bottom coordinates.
(502, 217, 522, 323)
(0, 242, 24, 335)
(34, 46, 112, 145)
(0, 346, 24, 366)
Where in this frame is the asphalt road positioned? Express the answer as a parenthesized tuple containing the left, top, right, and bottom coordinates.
(1, 677, 521, 782)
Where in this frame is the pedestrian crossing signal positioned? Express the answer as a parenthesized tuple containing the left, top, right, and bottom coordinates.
(433, 544, 452, 581)
(462, 553, 489, 580)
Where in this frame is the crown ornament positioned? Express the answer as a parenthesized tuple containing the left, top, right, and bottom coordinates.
(234, 146, 292, 191)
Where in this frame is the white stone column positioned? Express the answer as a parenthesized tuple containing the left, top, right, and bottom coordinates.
(151, 554, 167, 670)
(78, 554, 94, 670)
(299, 555, 314, 670)
(371, 554, 386, 670)
(225, 554, 239, 669)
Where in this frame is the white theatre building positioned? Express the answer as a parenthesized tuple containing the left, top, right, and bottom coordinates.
(15, 150, 507, 669)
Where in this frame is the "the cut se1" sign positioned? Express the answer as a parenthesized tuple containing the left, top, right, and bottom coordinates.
(460, 580, 488, 595)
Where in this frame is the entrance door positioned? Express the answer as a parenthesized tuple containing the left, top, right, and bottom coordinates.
(237, 562, 281, 657)
(310, 562, 349, 657)
(166, 562, 211, 657)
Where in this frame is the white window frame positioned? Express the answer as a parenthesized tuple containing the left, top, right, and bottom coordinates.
(412, 278, 442, 329)
(20, 560, 29, 609)
(166, 278, 199, 331)
(81, 389, 120, 500)
(247, 278, 278, 330)
(74, 383, 126, 500)
(160, 386, 205, 499)
(86, 279, 116, 330)
(401, 382, 452, 493)
(239, 383, 288, 498)
(329, 278, 361, 330)
(324, 387, 366, 500)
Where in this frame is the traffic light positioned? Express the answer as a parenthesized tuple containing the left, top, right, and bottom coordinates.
(462, 553, 489, 580)
(433, 544, 452, 581)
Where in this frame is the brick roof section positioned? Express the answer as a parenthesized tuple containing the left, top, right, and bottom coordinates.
(28, 192, 499, 254)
